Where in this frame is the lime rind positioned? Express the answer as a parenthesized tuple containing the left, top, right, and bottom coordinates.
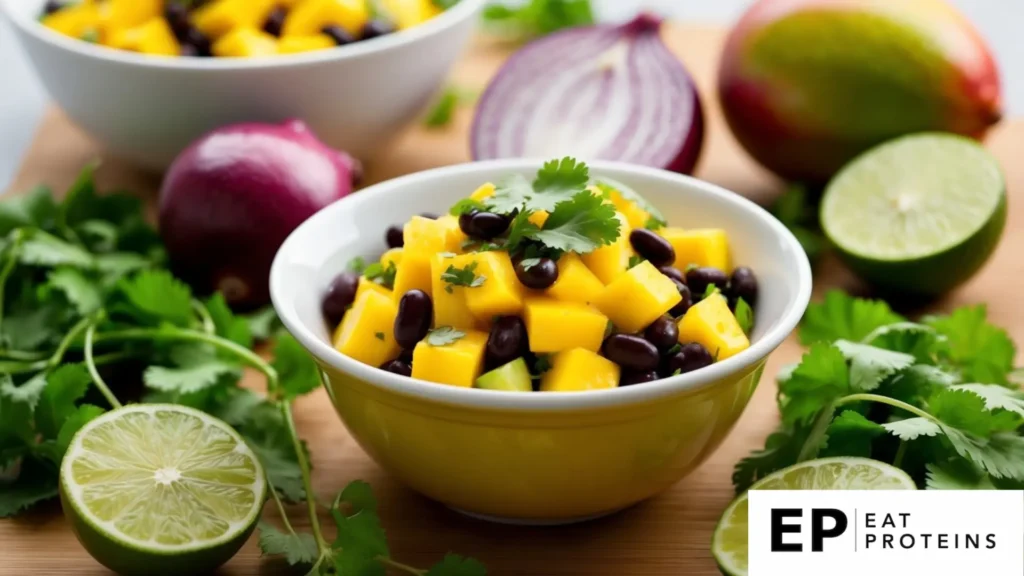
(60, 404, 266, 555)
(711, 457, 916, 576)
(822, 132, 1005, 262)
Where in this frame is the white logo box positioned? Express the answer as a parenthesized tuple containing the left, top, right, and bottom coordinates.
(748, 490, 1024, 575)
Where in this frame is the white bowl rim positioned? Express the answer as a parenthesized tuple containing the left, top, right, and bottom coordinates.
(271, 159, 813, 412)
(0, 0, 485, 70)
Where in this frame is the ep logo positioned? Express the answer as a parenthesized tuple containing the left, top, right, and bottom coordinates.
(771, 508, 848, 552)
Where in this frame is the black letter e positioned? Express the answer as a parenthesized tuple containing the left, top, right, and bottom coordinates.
(771, 509, 803, 552)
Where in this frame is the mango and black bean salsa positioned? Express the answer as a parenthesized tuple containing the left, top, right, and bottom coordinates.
(322, 159, 759, 392)
(41, 0, 455, 58)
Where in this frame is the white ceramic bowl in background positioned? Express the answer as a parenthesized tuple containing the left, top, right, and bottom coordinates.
(271, 159, 813, 521)
(1, 0, 484, 170)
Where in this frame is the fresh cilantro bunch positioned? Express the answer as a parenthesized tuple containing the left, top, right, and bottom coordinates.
(0, 167, 485, 575)
(769, 184, 827, 265)
(735, 290, 1023, 492)
(482, 0, 595, 42)
(481, 157, 621, 255)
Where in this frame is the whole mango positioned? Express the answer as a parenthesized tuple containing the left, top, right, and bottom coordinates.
(718, 0, 1001, 183)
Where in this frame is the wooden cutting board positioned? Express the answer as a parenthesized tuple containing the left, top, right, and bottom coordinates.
(3, 24, 1023, 576)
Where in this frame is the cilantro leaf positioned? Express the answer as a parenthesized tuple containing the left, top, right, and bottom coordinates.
(0, 373, 47, 444)
(441, 262, 486, 293)
(833, 340, 914, 392)
(925, 305, 1015, 386)
(925, 461, 995, 490)
(734, 297, 754, 335)
(799, 290, 905, 345)
(363, 261, 398, 290)
(118, 269, 194, 327)
(18, 229, 94, 268)
(530, 157, 590, 212)
(860, 322, 942, 364)
(426, 326, 465, 346)
(503, 210, 540, 252)
(331, 505, 389, 562)
(952, 384, 1024, 419)
(481, 0, 595, 41)
(333, 550, 385, 576)
(594, 178, 666, 229)
(928, 388, 1001, 437)
(820, 410, 884, 458)
(45, 268, 102, 315)
(450, 198, 486, 217)
(939, 428, 1024, 480)
(883, 364, 959, 405)
(144, 360, 239, 396)
(0, 303, 63, 351)
(244, 307, 280, 341)
(348, 256, 368, 274)
(426, 554, 488, 576)
(258, 522, 319, 565)
(55, 404, 104, 457)
(35, 364, 91, 439)
(338, 480, 378, 514)
(778, 343, 849, 425)
(485, 174, 535, 215)
(527, 191, 620, 254)
(702, 283, 719, 300)
(882, 417, 941, 441)
(205, 293, 253, 348)
(424, 87, 460, 128)
(242, 420, 307, 502)
(732, 424, 809, 492)
(0, 459, 59, 517)
(0, 185, 57, 236)
(272, 333, 320, 400)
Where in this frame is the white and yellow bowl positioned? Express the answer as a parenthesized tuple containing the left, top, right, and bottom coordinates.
(271, 160, 812, 523)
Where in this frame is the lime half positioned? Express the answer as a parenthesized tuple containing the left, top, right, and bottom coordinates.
(821, 133, 1006, 295)
(60, 404, 266, 576)
(712, 457, 915, 576)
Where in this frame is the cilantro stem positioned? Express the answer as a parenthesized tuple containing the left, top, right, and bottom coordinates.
(377, 556, 426, 576)
(893, 441, 907, 468)
(84, 320, 121, 410)
(48, 316, 92, 370)
(0, 351, 134, 375)
(0, 349, 47, 361)
(0, 230, 24, 335)
(95, 328, 266, 373)
(836, 393, 934, 421)
(797, 400, 836, 463)
(278, 401, 329, 554)
(266, 475, 299, 536)
(192, 299, 215, 335)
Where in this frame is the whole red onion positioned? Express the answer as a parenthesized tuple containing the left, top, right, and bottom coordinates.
(159, 119, 360, 309)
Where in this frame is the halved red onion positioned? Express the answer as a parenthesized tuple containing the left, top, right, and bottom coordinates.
(471, 14, 704, 175)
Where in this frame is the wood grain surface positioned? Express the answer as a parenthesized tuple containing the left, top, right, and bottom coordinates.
(2, 24, 1023, 576)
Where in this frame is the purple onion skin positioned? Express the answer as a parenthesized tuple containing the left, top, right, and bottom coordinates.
(470, 14, 704, 175)
(159, 119, 360, 309)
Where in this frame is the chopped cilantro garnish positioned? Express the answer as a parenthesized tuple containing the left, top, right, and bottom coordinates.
(734, 297, 754, 335)
(628, 254, 644, 269)
(702, 283, 719, 299)
(450, 198, 485, 216)
(362, 260, 397, 289)
(347, 256, 367, 274)
(518, 257, 542, 271)
(374, 332, 385, 341)
(441, 262, 485, 293)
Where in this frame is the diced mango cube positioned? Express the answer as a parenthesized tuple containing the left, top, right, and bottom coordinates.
(278, 34, 335, 53)
(523, 297, 608, 353)
(380, 248, 403, 269)
(528, 210, 549, 228)
(658, 228, 730, 271)
(212, 28, 278, 57)
(42, 2, 101, 40)
(356, 277, 391, 301)
(449, 252, 524, 320)
(540, 348, 620, 392)
(677, 293, 749, 360)
(582, 212, 633, 284)
(108, 18, 180, 56)
(392, 252, 432, 301)
(333, 290, 400, 367)
(469, 183, 496, 202)
(545, 253, 604, 305)
(594, 260, 681, 333)
(430, 255, 478, 330)
(606, 189, 655, 230)
(194, 0, 277, 38)
(403, 215, 464, 255)
(379, 0, 442, 30)
(283, 0, 369, 36)
(411, 330, 488, 387)
(106, 0, 161, 31)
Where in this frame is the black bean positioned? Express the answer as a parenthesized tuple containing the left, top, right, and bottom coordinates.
(666, 343, 714, 376)
(620, 370, 660, 386)
(644, 315, 679, 352)
(486, 317, 528, 369)
(164, 3, 191, 39)
(515, 257, 558, 290)
(629, 229, 675, 267)
(263, 6, 287, 37)
(322, 272, 359, 326)
(180, 44, 200, 57)
(182, 27, 212, 56)
(658, 265, 686, 285)
(361, 19, 396, 40)
(398, 348, 414, 362)
(668, 280, 693, 318)
(322, 24, 356, 45)
(385, 225, 404, 249)
(394, 290, 432, 349)
(686, 266, 728, 298)
(727, 266, 759, 306)
(42, 1, 64, 16)
(602, 334, 659, 372)
(380, 359, 412, 377)
(460, 211, 509, 240)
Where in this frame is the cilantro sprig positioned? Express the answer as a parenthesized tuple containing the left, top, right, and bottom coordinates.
(481, 0, 595, 42)
(0, 168, 485, 575)
(441, 262, 486, 293)
(735, 290, 1023, 493)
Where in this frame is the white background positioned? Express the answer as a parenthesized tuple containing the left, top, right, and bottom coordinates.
(1, 0, 1021, 189)
(748, 490, 1024, 576)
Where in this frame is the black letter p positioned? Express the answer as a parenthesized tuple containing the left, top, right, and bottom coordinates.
(811, 509, 848, 552)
